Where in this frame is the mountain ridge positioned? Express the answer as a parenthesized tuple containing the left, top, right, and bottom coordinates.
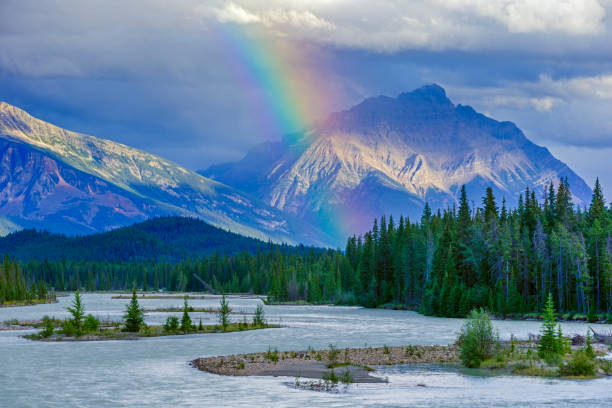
(202, 84, 592, 242)
(0, 101, 333, 246)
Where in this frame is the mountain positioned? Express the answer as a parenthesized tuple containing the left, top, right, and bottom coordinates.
(0, 216, 318, 262)
(0, 102, 332, 246)
(202, 84, 592, 243)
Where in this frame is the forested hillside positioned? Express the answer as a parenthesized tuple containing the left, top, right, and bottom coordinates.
(0, 217, 304, 262)
(2, 179, 611, 317)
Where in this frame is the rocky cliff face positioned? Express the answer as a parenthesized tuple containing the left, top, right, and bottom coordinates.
(203, 85, 592, 242)
(0, 102, 331, 246)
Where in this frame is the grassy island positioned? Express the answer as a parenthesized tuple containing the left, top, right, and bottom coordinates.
(24, 290, 277, 342)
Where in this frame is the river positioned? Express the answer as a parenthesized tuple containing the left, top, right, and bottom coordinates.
(1, 293, 611, 407)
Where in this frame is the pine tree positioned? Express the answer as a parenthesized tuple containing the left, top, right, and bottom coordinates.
(124, 288, 145, 332)
(180, 296, 192, 332)
(67, 290, 85, 336)
(218, 294, 231, 330)
(539, 293, 559, 357)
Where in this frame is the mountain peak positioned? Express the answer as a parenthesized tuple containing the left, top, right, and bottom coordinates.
(398, 84, 452, 106)
(205, 84, 592, 244)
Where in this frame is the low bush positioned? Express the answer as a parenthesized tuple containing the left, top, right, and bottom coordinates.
(327, 344, 340, 364)
(560, 351, 596, 377)
(457, 309, 499, 368)
(339, 369, 354, 384)
(61, 319, 76, 337)
(322, 369, 339, 384)
(83, 314, 100, 333)
(40, 316, 54, 338)
(163, 316, 180, 333)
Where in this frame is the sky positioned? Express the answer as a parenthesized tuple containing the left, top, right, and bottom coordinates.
(1, 0, 611, 197)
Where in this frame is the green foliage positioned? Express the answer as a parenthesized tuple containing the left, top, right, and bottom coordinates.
(40, 316, 54, 338)
(198, 318, 203, 331)
(123, 288, 145, 332)
(252, 303, 266, 327)
(163, 316, 180, 333)
(61, 319, 76, 337)
(560, 351, 596, 377)
(266, 346, 279, 363)
(327, 344, 340, 365)
(83, 314, 100, 333)
(339, 369, 354, 384)
(322, 369, 339, 384)
(180, 297, 192, 332)
(1, 178, 610, 317)
(67, 290, 85, 336)
(458, 309, 499, 368)
(585, 331, 595, 359)
(218, 294, 231, 331)
(539, 293, 563, 357)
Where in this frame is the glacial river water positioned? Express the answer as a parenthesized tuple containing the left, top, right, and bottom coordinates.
(1, 293, 611, 407)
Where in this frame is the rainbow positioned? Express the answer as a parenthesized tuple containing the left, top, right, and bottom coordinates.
(214, 24, 351, 243)
(214, 24, 332, 140)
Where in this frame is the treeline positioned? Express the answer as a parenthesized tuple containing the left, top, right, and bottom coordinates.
(1, 254, 49, 304)
(3, 179, 611, 317)
(349, 179, 611, 317)
(11, 245, 348, 303)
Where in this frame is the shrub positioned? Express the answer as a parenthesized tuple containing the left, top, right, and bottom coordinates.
(339, 369, 354, 385)
(40, 316, 54, 338)
(560, 351, 596, 377)
(163, 316, 180, 333)
(83, 314, 100, 333)
(327, 344, 340, 365)
(252, 303, 266, 327)
(62, 319, 76, 337)
(585, 331, 595, 359)
(457, 309, 499, 368)
(322, 369, 339, 384)
(266, 346, 279, 363)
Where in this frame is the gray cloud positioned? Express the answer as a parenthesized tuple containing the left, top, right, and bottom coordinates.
(1, 0, 611, 196)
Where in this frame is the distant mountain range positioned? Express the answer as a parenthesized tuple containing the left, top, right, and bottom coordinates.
(0, 85, 592, 247)
(0, 102, 331, 246)
(202, 84, 592, 242)
(0, 216, 314, 262)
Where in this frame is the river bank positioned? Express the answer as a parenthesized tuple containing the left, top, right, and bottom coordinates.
(1, 298, 59, 308)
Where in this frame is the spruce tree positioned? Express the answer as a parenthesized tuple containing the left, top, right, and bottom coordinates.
(124, 288, 145, 332)
(180, 297, 192, 332)
(539, 293, 559, 357)
(67, 290, 85, 336)
(218, 294, 231, 330)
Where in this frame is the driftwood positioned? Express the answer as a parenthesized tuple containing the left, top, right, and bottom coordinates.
(571, 334, 586, 346)
(589, 327, 612, 344)
(192, 274, 218, 294)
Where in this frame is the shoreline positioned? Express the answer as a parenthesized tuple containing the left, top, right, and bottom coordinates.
(1, 298, 59, 308)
